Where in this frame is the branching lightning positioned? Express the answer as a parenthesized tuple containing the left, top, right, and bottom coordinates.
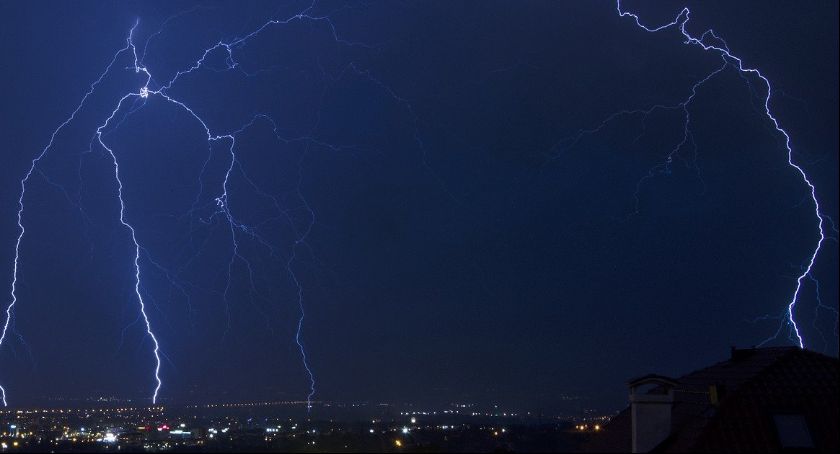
(554, 3, 829, 349)
(0, 28, 141, 407)
(0, 1, 381, 408)
(0, 0, 832, 408)
(96, 90, 164, 405)
(610, 1, 827, 348)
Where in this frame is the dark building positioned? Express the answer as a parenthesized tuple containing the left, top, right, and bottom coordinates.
(589, 347, 839, 452)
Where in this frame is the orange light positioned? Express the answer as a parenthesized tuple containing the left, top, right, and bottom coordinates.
(394, 439, 403, 447)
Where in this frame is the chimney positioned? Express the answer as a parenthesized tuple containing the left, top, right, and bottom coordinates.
(628, 375, 677, 453)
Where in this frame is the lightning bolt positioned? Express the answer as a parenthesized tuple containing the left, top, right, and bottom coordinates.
(0, 25, 143, 407)
(3, 0, 828, 408)
(0, 1, 383, 408)
(611, 1, 826, 348)
(96, 90, 163, 405)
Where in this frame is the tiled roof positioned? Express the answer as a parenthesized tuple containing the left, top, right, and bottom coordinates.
(586, 347, 839, 452)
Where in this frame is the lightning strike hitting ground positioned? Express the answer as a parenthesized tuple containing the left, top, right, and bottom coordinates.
(0, 26, 142, 407)
(0, 1, 832, 408)
(551, 2, 829, 349)
(608, 1, 826, 348)
(0, 2, 366, 408)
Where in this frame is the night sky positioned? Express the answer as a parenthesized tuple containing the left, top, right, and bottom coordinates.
(0, 1, 837, 412)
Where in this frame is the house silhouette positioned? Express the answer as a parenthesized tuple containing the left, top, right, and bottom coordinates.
(588, 347, 839, 452)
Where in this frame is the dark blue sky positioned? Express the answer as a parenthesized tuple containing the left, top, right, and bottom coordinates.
(0, 1, 837, 412)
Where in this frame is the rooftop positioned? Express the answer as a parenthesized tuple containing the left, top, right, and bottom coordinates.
(588, 347, 840, 452)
